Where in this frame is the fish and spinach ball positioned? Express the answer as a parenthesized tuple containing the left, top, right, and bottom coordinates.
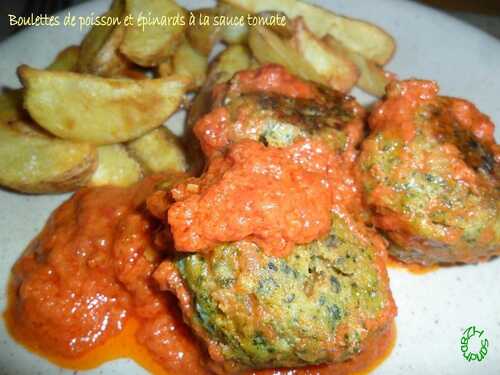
(358, 79, 500, 265)
(165, 213, 395, 372)
(191, 64, 369, 219)
(190, 64, 366, 161)
(155, 65, 396, 372)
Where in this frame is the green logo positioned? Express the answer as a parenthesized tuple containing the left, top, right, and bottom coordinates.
(460, 326, 489, 362)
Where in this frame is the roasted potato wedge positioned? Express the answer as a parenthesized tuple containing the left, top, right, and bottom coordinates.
(157, 58, 173, 77)
(19, 66, 189, 144)
(249, 22, 358, 91)
(323, 35, 392, 97)
(120, 0, 186, 67)
(78, 0, 130, 76)
(186, 8, 221, 55)
(89, 144, 142, 187)
(0, 89, 24, 123)
(291, 18, 358, 92)
(47, 46, 80, 72)
(223, 0, 395, 65)
(248, 26, 323, 84)
(1, 47, 80, 124)
(173, 41, 208, 90)
(127, 127, 187, 173)
(218, 3, 249, 44)
(0, 121, 96, 193)
(209, 44, 251, 83)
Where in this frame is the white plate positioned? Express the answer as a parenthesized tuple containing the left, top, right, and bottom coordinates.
(1, 1, 499, 374)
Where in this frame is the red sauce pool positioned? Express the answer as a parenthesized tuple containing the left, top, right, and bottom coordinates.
(4, 282, 396, 375)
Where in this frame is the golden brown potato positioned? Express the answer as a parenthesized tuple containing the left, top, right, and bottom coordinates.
(323, 35, 392, 97)
(209, 44, 251, 83)
(1, 46, 81, 124)
(19, 66, 189, 144)
(223, 0, 395, 65)
(173, 41, 208, 90)
(157, 58, 173, 77)
(47, 45, 81, 72)
(120, 0, 186, 67)
(291, 18, 358, 92)
(89, 144, 142, 187)
(0, 121, 96, 193)
(218, 3, 249, 44)
(127, 127, 187, 173)
(0, 89, 24, 123)
(249, 25, 358, 92)
(248, 26, 323, 84)
(186, 8, 221, 55)
(78, 0, 130, 76)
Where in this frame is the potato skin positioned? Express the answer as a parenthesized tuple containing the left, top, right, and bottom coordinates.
(358, 80, 500, 265)
(0, 123, 97, 194)
(172, 212, 395, 372)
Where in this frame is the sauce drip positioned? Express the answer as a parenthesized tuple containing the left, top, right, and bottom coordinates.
(387, 257, 439, 275)
(4, 288, 169, 375)
(4, 176, 209, 375)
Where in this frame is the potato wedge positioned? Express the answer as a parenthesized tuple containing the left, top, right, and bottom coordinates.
(47, 45, 80, 72)
(157, 58, 173, 77)
(186, 8, 221, 55)
(78, 0, 130, 76)
(209, 44, 251, 83)
(173, 41, 208, 90)
(323, 35, 392, 97)
(19, 66, 189, 144)
(0, 121, 96, 193)
(127, 127, 187, 173)
(291, 18, 358, 92)
(223, 0, 395, 65)
(120, 0, 186, 67)
(89, 144, 142, 187)
(248, 26, 323, 84)
(218, 3, 249, 44)
(0, 89, 24, 123)
(81, 24, 131, 77)
(1, 46, 81, 124)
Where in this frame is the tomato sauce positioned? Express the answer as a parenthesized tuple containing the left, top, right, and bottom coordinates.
(193, 107, 233, 157)
(386, 257, 439, 275)
(370, 79, 498, 158)
(232, 64, 319, 99)
(370, 80, 438, 143)
(5, 277, 395, 375)
(168, 139, 338, 257)
(4, 176, 209, 375)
